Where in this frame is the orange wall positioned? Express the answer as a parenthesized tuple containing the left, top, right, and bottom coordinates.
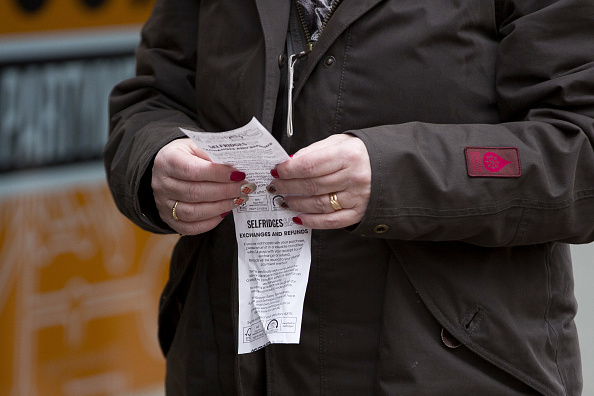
(0, 0, 155, 35)
(0, 182, 177, 395)
(0, 1, 174, 394)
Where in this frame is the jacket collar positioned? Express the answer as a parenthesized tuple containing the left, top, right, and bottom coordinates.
(293, 0, 385, 100)
(253, 0, 384, 126)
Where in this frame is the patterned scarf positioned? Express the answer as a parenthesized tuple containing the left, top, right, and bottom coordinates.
(296, 0, 338, 42)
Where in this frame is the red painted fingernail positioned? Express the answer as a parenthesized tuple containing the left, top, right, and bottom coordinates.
(230, 171, 246, 182)
(270, 169, 279, 178)
(220, 211, 231, 218)
(292, 217, 303, 225)
(233, 195, 249, 207)
(289, 155, 293, 158)
(266, 185, 277, 194)
(240, 183, 257, 195)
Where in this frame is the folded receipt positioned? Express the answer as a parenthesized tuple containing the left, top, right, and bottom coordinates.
(180, 117, 312, 354)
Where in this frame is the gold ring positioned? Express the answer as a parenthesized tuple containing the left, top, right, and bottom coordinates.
(329, 193, 343, 211)
(172, 200, 180, 221)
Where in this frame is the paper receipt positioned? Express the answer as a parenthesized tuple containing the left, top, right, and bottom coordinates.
(180, 117, 312, 354)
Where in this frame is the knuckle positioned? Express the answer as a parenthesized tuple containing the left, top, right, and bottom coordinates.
(302, 178, 319, 195)
(343, 172, 369, 192)
(181, 161, 195, 179)
(151, 177, 163, 193)
(153, 175, 173, 194)
(188, 204, 206, 220)
(298, 157, 318, 178)
(352, 168, 371, 184)
(312, 196, 328, 212)
(323, 216, 342, 229)
(153, 150, 168, 168)
(188, 182, 204, 201)
(341, 147, 356, 162)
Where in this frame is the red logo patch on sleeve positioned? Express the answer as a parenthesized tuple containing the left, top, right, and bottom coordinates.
(465, 147, 521, 178)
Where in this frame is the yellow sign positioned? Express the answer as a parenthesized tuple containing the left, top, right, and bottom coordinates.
(0, 182, 177, 395)
(0, 0, 155, 35)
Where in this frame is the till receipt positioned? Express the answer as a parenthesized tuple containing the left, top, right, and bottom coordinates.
(180, 117, 312, 354)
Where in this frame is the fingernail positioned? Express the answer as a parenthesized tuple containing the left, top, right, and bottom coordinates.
(230, 171, 246, 182)
(270, 169, 279, 178)
(233, 195, 249, 207)
(274, 196, 289, 209)
(240, 182, 257, 195)
(266, 184, 277, 194)
(292, 217, 303, 225)
(279, 199, 290, 209)
(220, 211, 231, 218)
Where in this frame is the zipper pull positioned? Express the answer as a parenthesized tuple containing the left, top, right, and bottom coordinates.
(286, 48, 312, 137)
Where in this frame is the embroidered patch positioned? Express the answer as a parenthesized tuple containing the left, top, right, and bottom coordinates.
(465, 147, 521, 178)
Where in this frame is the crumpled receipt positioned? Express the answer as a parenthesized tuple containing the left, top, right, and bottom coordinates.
(180, 117, 312, 354)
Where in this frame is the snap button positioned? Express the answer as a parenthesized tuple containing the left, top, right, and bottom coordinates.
(372, 224, 389, 234)
(324, 56, 336, 68)
(441, 328, 462, 349)
(278, 54, 286, 68)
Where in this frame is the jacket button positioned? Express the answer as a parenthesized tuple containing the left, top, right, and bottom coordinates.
(278, 54, 286, 68)
(441, 328, 462, 349)
(324, 56, 336, 68)
(372, 224, 389, 234)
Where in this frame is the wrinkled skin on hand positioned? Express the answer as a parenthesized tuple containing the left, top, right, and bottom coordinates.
(152, 138, 253, 235)
(269, 134, 371, 229)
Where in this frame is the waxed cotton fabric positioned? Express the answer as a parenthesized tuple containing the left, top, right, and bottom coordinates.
(105, 0, 594, 394)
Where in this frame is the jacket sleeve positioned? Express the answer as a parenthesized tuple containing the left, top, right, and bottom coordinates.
(349, 0, 594, 247)
(103, 0, 202, 233)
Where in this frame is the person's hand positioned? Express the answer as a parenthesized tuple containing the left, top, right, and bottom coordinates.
(268, 134, 371, 229)
(152, 138, 256, 235)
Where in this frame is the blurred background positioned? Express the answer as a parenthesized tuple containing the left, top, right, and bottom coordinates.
(0, 0, 176, 395)
(0, 1, 592, 395)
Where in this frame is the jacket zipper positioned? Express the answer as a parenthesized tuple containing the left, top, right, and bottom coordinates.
(287, 0, 342, 137)
(295, 0, 343, 51)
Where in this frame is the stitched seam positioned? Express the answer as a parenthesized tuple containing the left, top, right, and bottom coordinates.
(294, 4, 375, 99)
(463, 333, 557, 395)
(544, 245, 568, 393)
(332, 27, 352, 134)
(434, 306, 556, 394)
(365, 134, 383, 227)
(462, 304, 488, 334)
(376, 189, 594, 217)
(392, 244, 558, 396)
(507, 207, 526, 246)
(507, 207, 532, 246)
(513, 207, 532, 245)
(467, 311, 485, 334)
(258, 9, 276, 128)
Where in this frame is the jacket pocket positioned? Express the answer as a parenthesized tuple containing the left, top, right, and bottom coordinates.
(158, 234, 209, 356)
(386, 240, 569, 396)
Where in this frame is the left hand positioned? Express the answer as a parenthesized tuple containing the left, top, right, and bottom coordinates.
(269, 134, 371, 229)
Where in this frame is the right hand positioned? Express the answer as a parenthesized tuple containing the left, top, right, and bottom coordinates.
(152, 138, 254, 235)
